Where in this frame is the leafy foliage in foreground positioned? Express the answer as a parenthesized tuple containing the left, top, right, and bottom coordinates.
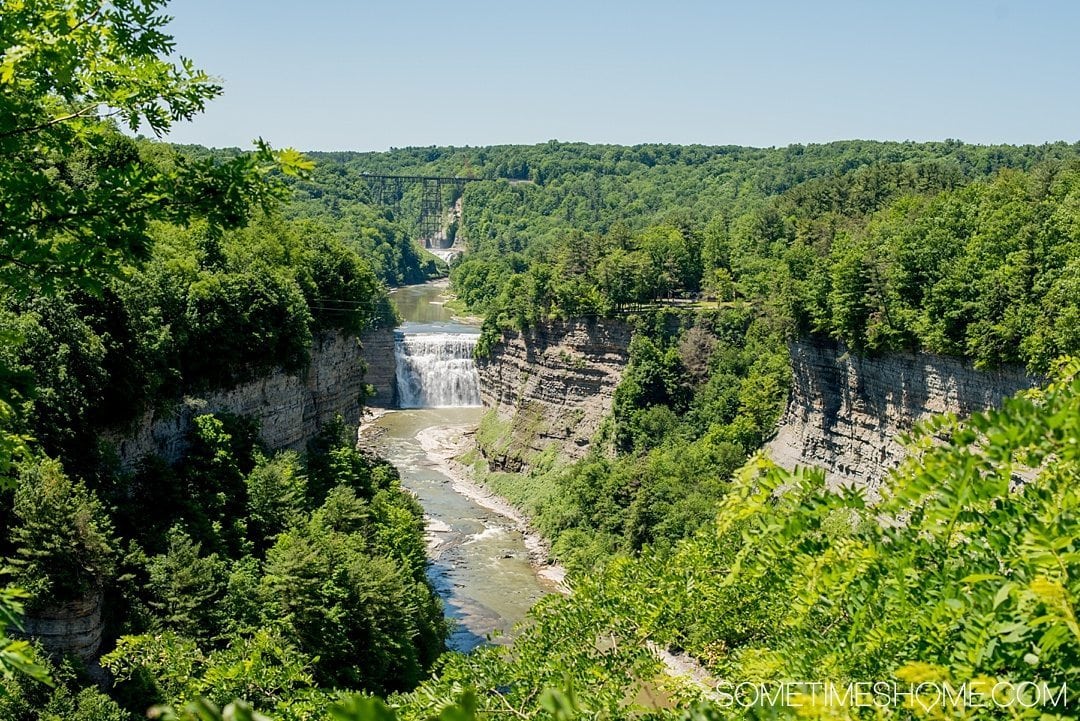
(0, 417, 447, 717)
(115, 360, 1080, 720)
(0, 0, 306, 297)
(0, 584, 51, 692)
(392, 359, 1080, 719)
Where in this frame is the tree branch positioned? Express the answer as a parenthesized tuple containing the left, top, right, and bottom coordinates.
(0, 104, 101, 140)
(0, 253, 38, 272)
(69, 0, 107, 34)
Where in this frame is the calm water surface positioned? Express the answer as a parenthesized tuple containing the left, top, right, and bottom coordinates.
(392, 281, 480, 336)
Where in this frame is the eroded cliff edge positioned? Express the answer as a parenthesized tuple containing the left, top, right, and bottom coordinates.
(476, 321, 1041, 496)
(42, 328, 394, 664)
(106, 327, 396, 471)
(766, 337, 1038, 493)
(476, 319, 632, 470)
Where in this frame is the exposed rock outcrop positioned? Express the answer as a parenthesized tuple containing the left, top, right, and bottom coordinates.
(476, 319, 632, 470)
(34, 327, 395, 666)
(360, 327, 397, 407)
(20, 594, 103, 665)
(105, 327, 396, 471)
(767, 337, 1038, 494)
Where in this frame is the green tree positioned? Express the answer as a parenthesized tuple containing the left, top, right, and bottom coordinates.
(103, 629, 317, 717)
(244, 452, 307, 552)
(638, 225, 694, 299)
(0, 0, 310, 489)
(7, 456, 115, 610)
(145, 527, 227, 642)
(0, 0, 312, 295)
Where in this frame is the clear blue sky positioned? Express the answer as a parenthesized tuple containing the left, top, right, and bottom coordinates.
(161, 0, 1080, 151)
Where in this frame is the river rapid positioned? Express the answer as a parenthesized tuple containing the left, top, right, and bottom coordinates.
(360, 281, 557, 652)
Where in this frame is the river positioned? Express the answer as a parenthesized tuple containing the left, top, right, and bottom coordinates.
(361, 281, 557, 652)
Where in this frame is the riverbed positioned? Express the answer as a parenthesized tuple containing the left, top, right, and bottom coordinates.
(360, 282, 558, 651)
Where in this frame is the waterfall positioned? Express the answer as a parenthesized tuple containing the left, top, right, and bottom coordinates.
(395, 332, 482, 408)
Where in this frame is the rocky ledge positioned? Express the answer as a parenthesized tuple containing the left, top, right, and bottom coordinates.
(767, 337, 1038, 495)
(476, 318, 632, 470)
(105, 326, 397, 471)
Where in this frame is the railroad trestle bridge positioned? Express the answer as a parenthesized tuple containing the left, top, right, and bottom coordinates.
(360, 173, 480, 248)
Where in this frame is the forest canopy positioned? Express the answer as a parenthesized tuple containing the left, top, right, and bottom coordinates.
(3, 1, 1080, 719)
(0, 3, 446, 718)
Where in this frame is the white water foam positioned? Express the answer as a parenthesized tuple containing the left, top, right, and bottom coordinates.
(395, 333, 482, 408)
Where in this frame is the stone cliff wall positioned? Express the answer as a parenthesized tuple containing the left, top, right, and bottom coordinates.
(360, 327, 397, 408)
(106, 327, 396, 471)
(21, 594, 103, 666)
(475, 319, 1036, 493)
(476, 319, 632, 470)
(42, 327, 396, 664)
(767, 337, 1038, 494)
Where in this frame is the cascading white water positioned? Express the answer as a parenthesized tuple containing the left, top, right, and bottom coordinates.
(395, 332, 482, 408)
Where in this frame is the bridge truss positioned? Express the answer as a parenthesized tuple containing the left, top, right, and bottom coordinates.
(360, 174, 479, 248)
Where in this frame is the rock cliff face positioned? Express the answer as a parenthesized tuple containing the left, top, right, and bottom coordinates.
(360, 327, 397, 407)
(475, 320, 1037, 494)
(38, 327, 396, 665)
(21, 594, 103, 665)
(476, 319, 632, 470)
(106, 327, 396, 471)
(767, 337, 1038, 494)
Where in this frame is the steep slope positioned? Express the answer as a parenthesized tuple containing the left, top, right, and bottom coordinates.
(476, 319, 632, 470)
(476, 319, 1040, 496)
(767, 337, 1038, 494)
(105, 328, 397, 471)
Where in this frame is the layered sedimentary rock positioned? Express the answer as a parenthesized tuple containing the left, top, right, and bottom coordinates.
(359, 327, 397, 407)
(35, 328, 395, 663)
(106, 327, 396, 471)
(476, 319, 632, 470)
(21, 594, 103, 665)
(767, 337, 1038, 494)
